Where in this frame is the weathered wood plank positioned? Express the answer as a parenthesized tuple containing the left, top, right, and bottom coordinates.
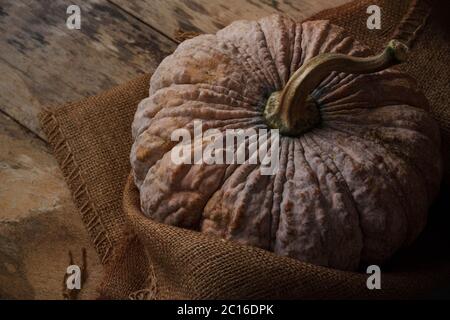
(110, 0, 352, 41)
(0, 0, 176, 139)
(0, 112, 102, 299)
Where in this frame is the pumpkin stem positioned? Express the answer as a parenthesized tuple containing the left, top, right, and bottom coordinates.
(264, 40, 409, 136)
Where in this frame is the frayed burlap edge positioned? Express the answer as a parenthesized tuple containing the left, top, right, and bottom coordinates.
(128, 269, 158, 300)
(39, 110, 114, 264)
(95, 227, 159, 300)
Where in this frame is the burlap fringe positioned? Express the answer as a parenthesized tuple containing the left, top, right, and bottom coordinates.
(95, 228, 159, 300)
(128, 271, 159, 300)
(39, 109, 113, 264)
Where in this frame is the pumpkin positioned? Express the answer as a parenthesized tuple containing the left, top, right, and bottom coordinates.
(130, 15, 442, 271)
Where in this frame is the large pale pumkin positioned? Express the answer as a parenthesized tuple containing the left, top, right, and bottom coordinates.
(130, 15, 442, 271)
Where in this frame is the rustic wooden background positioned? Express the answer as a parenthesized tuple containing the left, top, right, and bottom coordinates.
(0, 0, 350, 299)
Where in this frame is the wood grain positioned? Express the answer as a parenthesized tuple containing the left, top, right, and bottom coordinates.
(110, 0, 352, 41)
(0, 112, 102, 299)
(0, 0, 176, 139)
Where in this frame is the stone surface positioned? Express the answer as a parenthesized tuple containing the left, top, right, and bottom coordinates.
(0, 113, 102, 299)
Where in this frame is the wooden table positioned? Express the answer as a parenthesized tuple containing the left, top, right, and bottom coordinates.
(0, 0, 350, 299)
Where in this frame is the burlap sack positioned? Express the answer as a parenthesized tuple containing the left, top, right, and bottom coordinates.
(40, 74, 151, 264)
(39, 0, 450, 299)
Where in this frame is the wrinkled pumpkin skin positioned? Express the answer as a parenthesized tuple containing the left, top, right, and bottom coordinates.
(130, 15, 442, 271)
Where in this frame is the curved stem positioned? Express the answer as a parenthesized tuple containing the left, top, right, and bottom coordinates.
(264, 40, 409, 136)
